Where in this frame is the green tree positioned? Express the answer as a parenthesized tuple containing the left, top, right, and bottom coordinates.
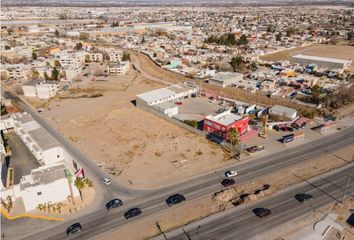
(74, 178, 86, 201)
(267, 25, 273, 33)
(55, 30, 60, 37)
(276, 32, 282, 41)
(286, 28, 295, 37)
(311, 85, 321, 104)
(75, 42, 83, 50)
(32, 50, 37, 60)
(228, 128, 239, 146)
(51, 67, 60, 81)
(250, 61, 258, 71)
(5, 45, 11, 50)
(238, 34, 248, 45)
(230, 55, 244, 72)
(122, 52, 130, 61)
(32, 70, 40, 79)
(348, 31, 353, 40)
(141, 35, 145, 43)
(1, 104, 8, 116)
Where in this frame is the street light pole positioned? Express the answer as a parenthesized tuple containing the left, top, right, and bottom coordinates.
(341, 174, 351, 204)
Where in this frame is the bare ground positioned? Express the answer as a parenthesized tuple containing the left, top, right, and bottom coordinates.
(260, 44, 354, 64)
(43, 70, 227, 189)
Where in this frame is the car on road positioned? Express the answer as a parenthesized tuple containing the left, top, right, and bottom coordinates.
(37, 108, 44, 114)
(175, 102, 183, 105)
(294, 193, 313, 203)
(106, 198, 123, 210)
(221, 179, 235, 187)
(166, 194, 186, 206)
(347, 213, 354, 228)
(124, 208, 142, 219)
(209, 97, 216, 103)
(253, 208, 271, 218)
(101, 177, 111, 185)
(66, 223, 82, 236)
(225, 170, 238, 178)
(273, 125, 280, 131)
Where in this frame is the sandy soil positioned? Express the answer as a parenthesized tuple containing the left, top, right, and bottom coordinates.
(96, 144, 354, 240)
(260, 44, 354, 64)
(43, 70, 226, 189)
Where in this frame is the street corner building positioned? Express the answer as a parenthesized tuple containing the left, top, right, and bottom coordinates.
(203, 110, 249, 140)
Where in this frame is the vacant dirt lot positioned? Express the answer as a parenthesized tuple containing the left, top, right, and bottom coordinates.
(43, 69, 226, 189)
(260, 44, 354, 64)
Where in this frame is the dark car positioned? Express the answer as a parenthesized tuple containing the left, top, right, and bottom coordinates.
(166, 194, 186, 206)
(253, 208, 271, 218)
(273, 125, 280, 131)
(347, 213, 354, 228)
(221, 179, 235, 187)
(124, 208, 142, 219)
(106, 198, 123, 210)
(295, 193, 313, 203)
(66, 223, 82, 236)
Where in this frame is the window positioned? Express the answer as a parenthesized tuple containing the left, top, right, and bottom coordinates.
(37, 192, 42, 196)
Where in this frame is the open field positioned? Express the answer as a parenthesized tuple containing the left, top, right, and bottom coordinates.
(97, 144, 354, 240)
(42, 69, 227, 189)
(260, 44, 354, 64)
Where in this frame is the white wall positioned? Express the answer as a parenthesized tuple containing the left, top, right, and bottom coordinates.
(13, 178, 79, 211)
(22, 85, 37, 97)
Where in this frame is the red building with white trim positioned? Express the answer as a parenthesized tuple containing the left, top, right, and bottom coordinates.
(203, 110, 249, 140)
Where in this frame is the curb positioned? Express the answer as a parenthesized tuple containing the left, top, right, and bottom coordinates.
(0, 208, 64, 222)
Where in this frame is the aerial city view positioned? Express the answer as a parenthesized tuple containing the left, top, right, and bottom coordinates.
(0, 0, 353, 239)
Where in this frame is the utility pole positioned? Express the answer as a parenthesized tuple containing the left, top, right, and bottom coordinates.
(182, 228, 192, 240)
(156, 222, 168, 240)
(341, 174, 351, 204)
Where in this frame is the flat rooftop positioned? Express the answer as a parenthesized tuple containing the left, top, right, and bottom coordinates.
(28, 128, 59, 151)
(292, 54, 351, 64)
(211, 72, 243, 82)
(206, 110, 242, 126)
(136, 84, 196, 103)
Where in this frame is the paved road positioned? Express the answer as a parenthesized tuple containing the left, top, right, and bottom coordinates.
(153, 163, 354, 240)
(18, 125, 354, 240)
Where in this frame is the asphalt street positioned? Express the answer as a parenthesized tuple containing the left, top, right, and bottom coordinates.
(154, 163, 354, 240)
(2, 87, 354, 240)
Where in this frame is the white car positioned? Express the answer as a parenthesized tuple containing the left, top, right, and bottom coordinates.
(101, 177, 111, 185)
(225, 170, 238, 178)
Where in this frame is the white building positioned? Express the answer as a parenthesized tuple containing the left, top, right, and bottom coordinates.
(291, 54, 352, 71)
(209, 72, 244, 88)
(55, 51, 86, 68)
(89, 53, 103, 62)
(2, 163, 79, 211)
(136, 82, 199, 107)
(106, 61, 130, 75)
(0, 112, 83, 211)
(269, 105, 297, 120)
(153, 102, 178, 117)
(22, 80, 59, 99)
(108, 50, 123, 62)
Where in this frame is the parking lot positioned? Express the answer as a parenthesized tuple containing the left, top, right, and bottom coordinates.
(174, 97, 223, 121)
(7, 133, 40, 185)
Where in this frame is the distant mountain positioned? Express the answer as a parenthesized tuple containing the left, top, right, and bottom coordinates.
(2, 0, 352, 7)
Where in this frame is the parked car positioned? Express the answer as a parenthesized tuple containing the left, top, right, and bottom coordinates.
(124, 208, 142, 219)
(37, 108, 44, 114)
(166, 194, 186, 206)
(273, 125, 280, 131)
(221, 179, 235, 187)
(246, 145, 265, 153)
(101, 177, 111, 185)
(175, 102, 183, 105)
(253, 208, 271, 218)
(294, 193, 313, 203)
(106, 198, 123, 210)
(209, 97, 216, 103)
(66, 223, 82, 236)
(287, 127, 294, 132)
(225, 170, 238, 178)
